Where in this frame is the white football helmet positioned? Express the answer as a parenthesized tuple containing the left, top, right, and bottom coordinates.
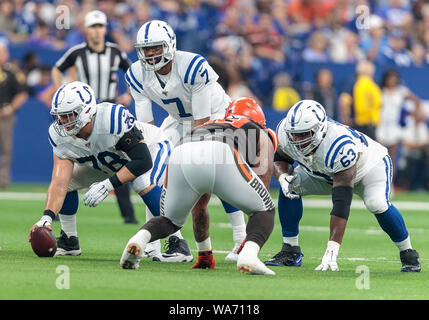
(283, 100, 328, 155)
(135, 20, 176, 71)
(51, 81, 97, 137)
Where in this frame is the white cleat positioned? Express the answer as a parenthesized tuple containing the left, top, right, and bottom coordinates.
(237, 254, 275, 276)
(120, 243, 143, 270)
(142, 240, 162, 260)
(225, 243, 241, 262)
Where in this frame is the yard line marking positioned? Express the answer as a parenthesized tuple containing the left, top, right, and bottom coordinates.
(1, 192, 429, 211)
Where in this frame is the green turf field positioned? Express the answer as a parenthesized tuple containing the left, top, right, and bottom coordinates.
(0, 185, 428, 300)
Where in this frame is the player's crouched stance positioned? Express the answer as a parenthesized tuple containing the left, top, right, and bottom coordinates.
(28, 81, 192, 262)
(266, 100, 420, 272)
(121, 98, 278, 275)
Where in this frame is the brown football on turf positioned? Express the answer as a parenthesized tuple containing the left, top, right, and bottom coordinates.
(30, 227, 57, 257)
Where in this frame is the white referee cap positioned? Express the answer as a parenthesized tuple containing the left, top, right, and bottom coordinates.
(85, 10, 107, 28)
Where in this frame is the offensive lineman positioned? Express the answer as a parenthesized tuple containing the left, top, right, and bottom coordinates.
(265, 100, 421, 272)
(120, 99, 277, 275)
(28, 81, 191, 262)
(125, 19, 246, 261)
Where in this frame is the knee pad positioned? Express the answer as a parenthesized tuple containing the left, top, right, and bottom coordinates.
(364, 196, 389, 214)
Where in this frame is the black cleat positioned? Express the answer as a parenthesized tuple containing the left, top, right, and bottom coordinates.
(56, 230, 81, 256)
(264, 243, 304, 266)
(156, 236, 193, 262)
(400, 249, 421, 272)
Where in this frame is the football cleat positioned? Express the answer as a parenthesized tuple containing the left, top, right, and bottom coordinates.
(264, 243, 304, 267)
(400, 249, 421, 272)
(55, 230, 81, 256)
(237, 252, 275, 275)
(157, 236, 193, 262)
(225, 242, 242, 262)
(191, 250, 215, 269)
(142, 240, 162, 260)
(120, 243, 143, 270)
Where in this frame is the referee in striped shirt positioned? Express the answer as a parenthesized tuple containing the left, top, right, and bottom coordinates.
(51, 10, 138, 224)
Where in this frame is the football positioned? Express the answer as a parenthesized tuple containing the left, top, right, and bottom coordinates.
(30, 227, 57, 257)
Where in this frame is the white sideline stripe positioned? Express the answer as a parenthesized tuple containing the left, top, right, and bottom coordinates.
(1, 192, 429, 211)
(216, 223, 428, 234)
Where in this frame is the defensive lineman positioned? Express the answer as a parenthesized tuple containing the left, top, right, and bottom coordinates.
(28, 81, 192, 262)
(125, 19, 246, 260)
(265, 100, 421, 272)
(120, 99, 277, 275)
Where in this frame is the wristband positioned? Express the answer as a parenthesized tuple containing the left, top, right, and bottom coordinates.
(43, 209, 56, 221)
(109, 174, 122, 189)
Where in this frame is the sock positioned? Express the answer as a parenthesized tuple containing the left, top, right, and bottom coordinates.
(395, 236, 412, 251)
(169, 230, 184, 240)
(59, 214, 77, 237)
(278, 191, 303, 237)
(141, 186, 162, 217)
(375, 205, 409, 243)
(59, 191, 79, 237)
(284, 235, 299, 246)
(226, 209, 247, 245)
(196, 237, 212, 251)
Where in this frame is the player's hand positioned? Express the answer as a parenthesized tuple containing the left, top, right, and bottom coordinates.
(315, 241, 340, 271)
(28, 216, 53, 241)
(278, 173, 300, 199)
(83, 178, 114, 207)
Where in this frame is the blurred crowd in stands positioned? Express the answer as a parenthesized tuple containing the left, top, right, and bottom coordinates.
(1, 0, 429, 191)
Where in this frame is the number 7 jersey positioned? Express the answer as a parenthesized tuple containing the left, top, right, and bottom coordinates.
(47, 102, 168, 175)
(277, 118, 388, 183)
(125, 50, 231, 123)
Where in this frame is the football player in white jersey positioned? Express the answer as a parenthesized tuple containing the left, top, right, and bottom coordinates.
(264, 100, 421, 272)
(125, 19, 246, 261)
(28, 81, 192, 262)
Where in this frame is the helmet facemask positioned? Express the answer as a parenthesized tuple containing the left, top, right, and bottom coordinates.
(51, 105, 88, 137)
(135, 41, 173, 72)
(287, 121, 326, 156)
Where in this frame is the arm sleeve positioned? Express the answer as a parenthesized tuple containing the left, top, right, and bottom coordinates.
(119, 50, 131, 71)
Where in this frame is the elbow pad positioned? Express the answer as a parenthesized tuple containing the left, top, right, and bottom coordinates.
(330, 186, 353, 220)
(125, 142, 153, 177)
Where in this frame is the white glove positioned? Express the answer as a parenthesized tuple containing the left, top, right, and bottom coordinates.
(278, 173, 300, 199)
(315, 240, 340, 271)
(35, 215, 53, 228)
(83, 178, 114, 207)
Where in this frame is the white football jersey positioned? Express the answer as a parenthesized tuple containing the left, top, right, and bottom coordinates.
(125, 50, 231, 123)
(48, 102, 168, 175)
(277, 118, 388, 183)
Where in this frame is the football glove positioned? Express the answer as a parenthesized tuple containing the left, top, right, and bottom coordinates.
(278, 172, 300, 199)
(83, 178, 114, 207)
(315, 240, 340, 271)
(29, 215, 53, 241)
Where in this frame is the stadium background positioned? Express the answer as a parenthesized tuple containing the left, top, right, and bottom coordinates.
(1, 0, 429, 191)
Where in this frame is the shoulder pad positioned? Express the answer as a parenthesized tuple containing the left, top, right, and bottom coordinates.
(266, 128, 279, 152)
(102, 104, 136, 136)
(324, 135, 358, 171)
(181, 52, 215, 86)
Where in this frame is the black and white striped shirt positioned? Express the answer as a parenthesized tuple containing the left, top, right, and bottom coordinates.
(55, 42, 130, 102)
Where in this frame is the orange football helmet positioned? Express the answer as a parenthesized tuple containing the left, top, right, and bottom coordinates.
(225, 98, 266, 127)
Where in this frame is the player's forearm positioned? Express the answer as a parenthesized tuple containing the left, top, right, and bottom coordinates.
(329, 215, 348, 244)
(45, 181, 69, 214)
(273, 161, 293, 181)
(51, 67, 64, 90)
(193, 116, 210, 128)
